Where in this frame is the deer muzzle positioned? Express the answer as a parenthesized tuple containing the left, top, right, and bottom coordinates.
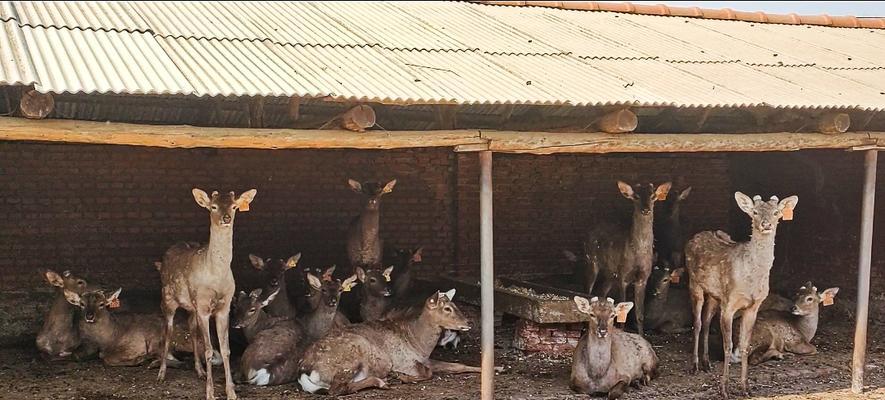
(221, 214, 232, 225)
(84, 312, 96, 323)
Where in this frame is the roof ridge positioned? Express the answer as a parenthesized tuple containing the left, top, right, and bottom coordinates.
(473, 1, 885, 29)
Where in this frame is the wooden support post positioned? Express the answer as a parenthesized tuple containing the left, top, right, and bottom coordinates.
(19, 89, 54, 119)
(288, 97, 301, 123)
(597, 108, 637, 133)
(341, 105, 376, 132)
(479, 151, 495, 400)
(247, 96, 266, 128)
(851, 149, 877, 393)
(818, 112, 851, 134)
(435, 105, 458, 130)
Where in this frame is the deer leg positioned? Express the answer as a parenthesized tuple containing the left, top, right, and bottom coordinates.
(737, 305, 760, 397)
(719, 308, 736, 399)
(428, 359, 481, 375)
(585, 260, 599, 294)
(194, 311, 215, 400)
(330, 370, 388, 395)
(157, 303, 177, 383)
(633, 279, 648, 336)
(786, 340, 817, 355)
(396, 360, 433, 383)
(618, 280, 629, 304)
(599, 278, 615, 299)
(608, 381, 630, 400)
(700, 296, 719, 372)
(689, 290, 704, 374)
(189, 313, 206, 378)
(214, 306, 237, 400)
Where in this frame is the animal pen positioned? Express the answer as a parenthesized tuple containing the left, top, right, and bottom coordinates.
(1, 1, 885, 399)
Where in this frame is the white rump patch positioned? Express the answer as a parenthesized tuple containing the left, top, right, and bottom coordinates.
(210, 350, 223, 366)
(247, 368, 271, 386)
(299, 370, 329, 394)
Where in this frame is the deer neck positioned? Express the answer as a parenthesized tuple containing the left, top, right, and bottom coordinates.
(407, 310, 444, 358)
(357, 207, 380, 239)
(584, 330, 613, 378)
(629, 209, 654, 255)
(206, 224, 234, 269)
(46, 291, 76, 330)
(243, 311, 272, 343)
(303, 304, 338, 339)
(795, 307, 820, 341)
(80, 312, 118, 348)
(747, 228, 777, 270)
(647, 283, 670, 314)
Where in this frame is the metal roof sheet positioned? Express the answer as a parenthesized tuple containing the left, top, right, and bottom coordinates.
(8, 1, 149, 32)
(0, 20, 36, 86)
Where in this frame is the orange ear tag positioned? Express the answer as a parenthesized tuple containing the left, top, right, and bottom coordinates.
(238, 200, 250, 212)
(656, 192, 668, 201)
(782, 206, 793, 221)
(670, 273, 681, 284)
(108, 298, 121, 309)
(616, 308, 628, 323)
(823, 292, 834, 306)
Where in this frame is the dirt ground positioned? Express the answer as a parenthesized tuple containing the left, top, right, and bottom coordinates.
(2, 300, 885, 400)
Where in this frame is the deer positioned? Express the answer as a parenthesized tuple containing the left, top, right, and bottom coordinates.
(36, 269, 98, 361)
(654, 186, 692, 269)
(298, 289, 480, 395)
(247, 253, 301, 318)
(156, 188, 257, 400)
(584, 181, 672, 335)
(570, 296, 658, 399)
(685, 192, 797, 398)
(355, 266, 395, 322)
(63, 288, 211, 367)
(231, 288, 306, 386)
(346, 179, 396, 270)
(644, 266, 692, 334)
(727, 282, 839, 365)
(387, 247, 423, 297)
(299, 271, 357, 341)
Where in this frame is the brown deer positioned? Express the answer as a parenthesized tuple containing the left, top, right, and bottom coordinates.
(728, 282, 838, 365)
(685, 192, 797, 398)
(299, 271, 356, 341)
(654, 186, 692, 269)
(248, 253, 301, 318)
(298, 289, 480, 395)
(156, 188, 256, 400)
(355, 265, 394, 322)
(570, 296, 658, 399)
(36, 269, 98, 360)
(63, 288, 207, 367)
(346, 179, 396, 270)
(584, 181, 671, 335)
(644, 266, 692, 334)
(232, 288, 306, 386)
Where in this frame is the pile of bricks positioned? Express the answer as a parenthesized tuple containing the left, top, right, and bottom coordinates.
(512, 319, 583, 355)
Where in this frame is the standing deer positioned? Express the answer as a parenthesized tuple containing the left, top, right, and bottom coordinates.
(157, 188, 257, 400)
(685, 192, 797, 398)
(248, 253, 301, 318)
(36, 269, 97, 360)
(346, 179, 396, 270)
(655, 186, 692, 269)
(585, 181, 671, 335)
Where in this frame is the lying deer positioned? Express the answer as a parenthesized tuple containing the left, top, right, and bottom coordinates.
(346, 179, 396, 270)
(157, 188, 256, 400)
(571, 296, 658, 399)
(654, 186, 692, 269)
(387, 247, 423, 297)
(356, 266, 394, 322)
(299, 271, 356, 341)
(644, 266, 692, 334)
(36, 269, 98, 360)
(232, 288, 305, 386)
(63, 288, 209, 367)
(298, 289, 479, 395)
(585, 181, 671, 335)
(248, 253, 301, 318)
(728, 282, 839, 365)
(685, 192, 797, 398)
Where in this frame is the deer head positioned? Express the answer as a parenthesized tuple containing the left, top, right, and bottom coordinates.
(791, 282, 839, 316)
(192, 188, 257, 228)
(44, 269, 91, 293)
(650, 266, 683, 297)
(355, 266, 394, 298)
(348, 179, 396, 211)
(249, 253, 300, 295)
(231, 288, 280, 329)
(574, 296, 633, 339)
(618, 181, 672, 216)
(306, 271, 358, 309)
(734, 192, 798, 235)
(424, 289, 471, 331)
(64, 288, 121, 324)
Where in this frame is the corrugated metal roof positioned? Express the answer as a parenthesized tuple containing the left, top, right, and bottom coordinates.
(0, 1, 884, 111)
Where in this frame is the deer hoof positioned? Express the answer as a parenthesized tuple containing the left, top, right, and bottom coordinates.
(719, 383, 729, 399)
(376, 378, 390, 390)
(700, 360, 712, 372)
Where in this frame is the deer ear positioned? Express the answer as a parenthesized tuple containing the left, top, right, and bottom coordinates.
(615, 301, 634, 315)
(249, 288, 263, 299)
(426, 291, 441, 309)
(654, 182, 672, 201)
(734, 192, 755, 215)
(348, 179, 363, 193)
(261, 288, 280, 307)
(285, 253, 301, 270)
(248, 254, 265, 270)
(443, 289, 456, 301)
(322, 265, 336, 281)
(411, 247, 423, 263)
(678, 186, 692, 201)
(778, 195, 798, 212)
(563, 250, 577, 262)
(63, 290, 83, 307)
(236, 189, 257, 209)
(106, 288, 122, 303)
(382, 179, 397, 194)
(573, 296, 591, 314)
(355, 267, 367, 282)
(192, 188, 212, 209)
(820, 287, 840, 300)
(617, 181, 635, 199)
(341, 275, 358, 292)
(383, 266, 394, 282)
(44, 270, 64, 287)
(306, 274, 323, 290)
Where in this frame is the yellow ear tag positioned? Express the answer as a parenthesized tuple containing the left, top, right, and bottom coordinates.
(670, 272, 680, 284)
(823, 292, 834, 306)
(782, 206, 793, 221)
(109, 298, 121, 309)
(342, 285, 351, 293)
(616, 308, 628, 323)
(384, 274, 391, 282)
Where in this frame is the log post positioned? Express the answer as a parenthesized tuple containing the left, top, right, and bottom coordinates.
(19, 89, 54, 119)
(248, 96, 266, 128)
(435, 105, 458, 130)
(288, 97, 301, 123)
(818, 112, 850, 134)
(597, 108, 637, 133)
(341, 104, 376, 132)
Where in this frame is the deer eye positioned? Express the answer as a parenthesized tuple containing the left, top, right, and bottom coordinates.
(211, 205, 219, 211)
(806, 297, 813, 302)
(77, 280, 85, 286)
(369, 278, 377, 284)
(248, 308, 256, 314)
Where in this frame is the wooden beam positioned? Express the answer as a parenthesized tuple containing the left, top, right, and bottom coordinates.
(818, 112, 850, 134)
(19, 89, 54, 119)
(597, 108, 637, 133)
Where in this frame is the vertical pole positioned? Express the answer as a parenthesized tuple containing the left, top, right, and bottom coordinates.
(479, 151, 495, 400)
(852, 150, 878, 393)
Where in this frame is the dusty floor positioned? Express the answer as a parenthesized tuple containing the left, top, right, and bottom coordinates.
(2, 302, 884, 400)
